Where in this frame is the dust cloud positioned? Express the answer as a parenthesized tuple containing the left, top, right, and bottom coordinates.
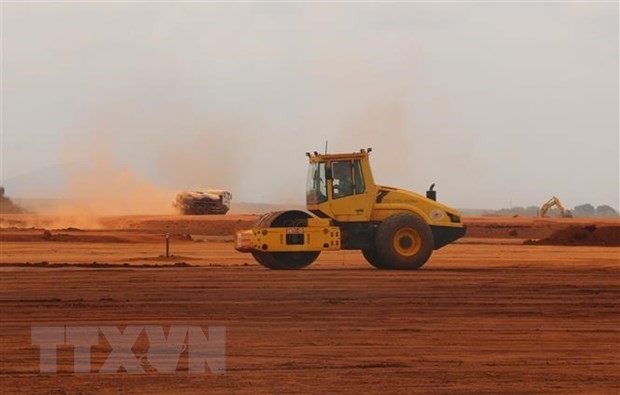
(29, 125, 178, 227)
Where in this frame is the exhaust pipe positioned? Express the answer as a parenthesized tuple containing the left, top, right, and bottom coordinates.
(426, 183, 436, 201)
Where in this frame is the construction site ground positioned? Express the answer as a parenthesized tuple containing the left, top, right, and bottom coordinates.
(1, 214, 618, 393)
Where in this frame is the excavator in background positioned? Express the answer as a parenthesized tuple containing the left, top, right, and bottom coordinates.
(235, 149, 466, 270)
(539, 196, 572, 218)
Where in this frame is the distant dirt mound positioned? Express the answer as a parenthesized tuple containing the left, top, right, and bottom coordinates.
(0, 187, 24, 214)
(525, 225, 620, 247)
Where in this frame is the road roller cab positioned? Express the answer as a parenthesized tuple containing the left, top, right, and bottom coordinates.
(305, 150, 377, 222)
(235, 149, 466, 270)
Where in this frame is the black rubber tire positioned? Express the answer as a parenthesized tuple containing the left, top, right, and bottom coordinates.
(252, 210, 320, 270)
(361, 248, 386, 269)
(374, 213, 434, 270)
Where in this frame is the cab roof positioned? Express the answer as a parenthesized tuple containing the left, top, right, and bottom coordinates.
(306, 148, 372, 162)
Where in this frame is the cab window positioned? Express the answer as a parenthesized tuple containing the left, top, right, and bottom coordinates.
(332, 161, 354, 199)
(306, 162, 327, 204)
(353, 159, 365, 194)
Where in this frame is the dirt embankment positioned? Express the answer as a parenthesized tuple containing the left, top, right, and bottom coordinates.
(0, 214, 259, 236)
(99, 215, 258, 236)
(463, 216, 619, 239)
(525, 225, 620, 247)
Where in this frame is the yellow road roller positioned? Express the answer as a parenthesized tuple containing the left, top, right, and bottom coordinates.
(235, 149, 466, 269)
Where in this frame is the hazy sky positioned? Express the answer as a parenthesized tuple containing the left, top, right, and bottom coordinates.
(1, 2, 618, 210)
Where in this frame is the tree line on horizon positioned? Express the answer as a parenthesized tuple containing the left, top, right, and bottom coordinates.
(483, 203, 619, 218)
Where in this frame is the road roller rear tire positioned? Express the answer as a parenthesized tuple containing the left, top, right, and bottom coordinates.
(375, 213, 433, 270)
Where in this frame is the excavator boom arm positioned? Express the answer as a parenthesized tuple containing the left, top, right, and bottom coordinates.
(539, 196, 567, 218)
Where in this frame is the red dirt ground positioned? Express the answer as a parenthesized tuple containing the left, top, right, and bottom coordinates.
(1, 214, 619, 394)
